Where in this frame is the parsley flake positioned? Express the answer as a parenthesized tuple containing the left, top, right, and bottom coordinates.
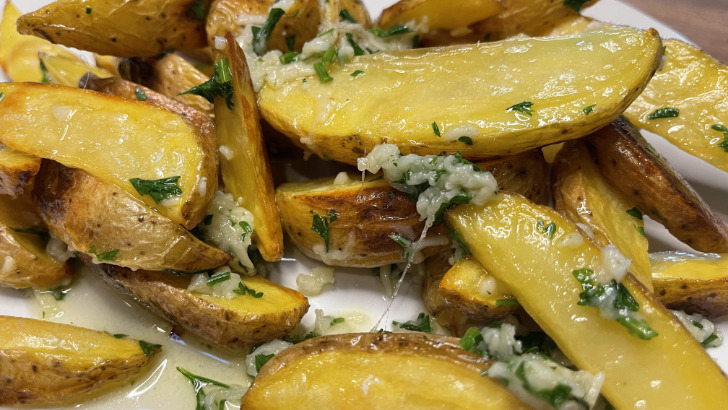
(233, 282, 263, 298)
(129, 176, 182, 203)
(252, 8, 285, 55)
(280, 51, 299, 64)
(339, 9, 358, 23)
(388, 232, 413, 259)
(330, 317, 345, 325)
(563, 0, 591, 12)
(239, 221, 253, 241)
(350, 69, 365, 78)
(648, 107, 679, 119)
(626, 207, 643, 220)
(312, 211, 338, 252)
(507, 101, 533, 116)
(255, 353, 275, 372)
(179, 59, 234, 109)
(39, 59, 51, 83)
(536, 219, 556, 240)
(139, 340, 161, 356)
(206, 271, 231, 286)
(85, 6, 92, 14)
(583, 104, 595, 115)
(134, 87, 147, 101)
(369, 24, 412, 37)
(190, 0, 206, 20)
(458, 136, 473, 145)
(50, 286, 70, 301)
(177, 367, 229, 410)
(495, 299, 520, 307)
(460, 327, 485, 355)
(345, 33, 365, 56)
(711, 124, 728, 152)
(0, 92, 4, 102)
(393, 313, 432, 333)
(432, 121, 441, 137)
(88, 246, 119, 261)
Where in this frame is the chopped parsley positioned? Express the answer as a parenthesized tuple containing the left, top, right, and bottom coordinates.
(50, 286, 70, 301)
(113, 334, 127, 339)
(458, 136, 473, 145)
(432, 121, 441, 137)
(495, 299, 520, 307)
(129, 176, 182, 203)
(345, 33, 365, 56)
(190, 0, 206, 20)
(634, 225, 647, 238)
(350, 69, 365, 78)
(280, 51, 299, 64)
(712, 124, 728, 152)
(330, 317, 345, 325)
(177, 367, 229, 410)
(562, 0, 591, 12)
(339, 9, 358, 23)
(206, 271, 231, 286)
(180, 58, 234, 108)
(447, 227, 471, 262)
(393, 312, 432, 333)
(312, 211, 338, 252)
(233, 282, 264, 298)
(0, 92, 4, 102)
(322, 46, 337, 65)
(536, 218, 556, 240)
(313, 61, 333, 83)
(460, 327, 485, 355)
(626, 207, 643, 220)
(11, 226, 49, 240)
(369, 24, 412, 37)
(239, 221, 253, 241)
(647, 107, 679, 119)
(85, 6, 92, 14)
(139, 340, 161, 356)
(134, 87, 147, 101)
(88, 246, 119, 262)
(703, 333, 720, 347)
(583, 104, 595, 115)
(39, 59, 51, 83)
(254, 353, 275, 372)
(506, 101, 533, 117)
(572, 268, 657, 340)
(252, 8, 285, 55)
(388, 232, 413, 259)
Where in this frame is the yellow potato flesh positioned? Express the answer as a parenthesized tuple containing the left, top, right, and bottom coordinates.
(625, 39, 728, 173)
(260, 27, 661, 165)
(439, 258, 519, 319)
(379, 0, 502, 30)
(195, 276, 304, 315)
(651, 252, 728, 281)
(0, 144, 40, 197)
(0, 82, 215, 229)
(215, 33, 283, 261)
(39, 53, 112, 88)
(446, 193, 728, 408)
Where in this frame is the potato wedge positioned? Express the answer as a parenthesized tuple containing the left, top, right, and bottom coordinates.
(0, 2, 76, 82)
(17, 0, 210, 58)
(446, 192, 728, 408)
(0, 193, 72, 289)
(206, 0, 273, 45)
(242, 333, 530, 409)
(34, 161, 230, 272)
(323, 0, 372, 27)
(439, 257, 520, 321)
(625, 39, 728, 173)
(552, 139, 652, 289)
(585, 118, 728, 252)
(91, 262, 308, 351)
(259, 27, 661, 165)
(214, 33, 283, 261)
(0, 145, 40, 197)
(651, 252, 728, 318)
(0, 82, 216, 229)
(378, 0, 502, 31)
(145, 53, 215, 116)
(38, 52, 112, 88)
(276, 173, 450, 267)
(0, 315, 157, 406)
(478, 150, 550, 205)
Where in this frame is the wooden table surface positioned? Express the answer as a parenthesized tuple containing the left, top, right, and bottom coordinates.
(620, 0, 728, 63)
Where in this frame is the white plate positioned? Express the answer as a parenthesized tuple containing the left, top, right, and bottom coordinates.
(0, 0, 726, 409)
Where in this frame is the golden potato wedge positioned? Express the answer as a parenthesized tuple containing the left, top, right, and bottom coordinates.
(276, 173, 450, 267)
(145, 53, 215, 116)
(478, 150, 550, 205)
(34, 161, 229, 272)
(92, 262, 308, 351)
(17, 0, 210, 58)
(552, 139, 652, 289)
(206, 0, 273, 45)
(0, 2, 76, 82)
(447, 192, 728, 408)
(0, 193, 72, 289)
(266, 0, 321, 54)
(625, 39, 728, 173)
(0, 315, 157, 406)
(93, 54, 122, 77)
(651, 252, 728, 318)
(0, 145, 40, 197)
(378, 0, 502, 31)
(323, 0, 372, 27)
(259, 27, 661, 165)
(0, 82, 216, 229)
(38, 52, 112, 88)
(214, 33, 283, 261)
(242, 333, 530, 409)
(585, 118, 728, 253)
(439, 257, 520, 321)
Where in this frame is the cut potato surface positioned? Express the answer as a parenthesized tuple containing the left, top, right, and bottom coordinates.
(0, 82, 216, 229)
(242, 333, 529, 409)
(260, 27, 661, 164)
(0, 315, 157, 406)
(378, 0, 502, 31)
(0, 144, 40, 197)
(38, 52, 112, 88)
(446, 193, 728, 408)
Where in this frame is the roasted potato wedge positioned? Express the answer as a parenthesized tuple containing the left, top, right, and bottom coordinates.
(0, 82, 216, 229)
(651, 252, 728, 318)
(0, 2, 76, 82)
(91, 263, 309, 351)
(144, 53, 214, 116)
(38, 52, 111, 88)
(323, 0, 372, 27)
(17, 0, 210, 58)
(214, 33, 283, 262)
(0, 145, 40, 197)
(259, 27, 661, 165)
(242, 333, 530, 409)
(34, 161, 230, 272)
(585, 118, 728, 253)
(0, 192, 72, 289)
(552, 139, 652, 289)
(0, 315, 158, 406)
(206, 0, 273, 45)
(625, 39, 728, 173)
(378, 0, 502, 31)
(478, 150, 550, 205)
(439, 257, 520, 321)
(447, 192, 728, 408)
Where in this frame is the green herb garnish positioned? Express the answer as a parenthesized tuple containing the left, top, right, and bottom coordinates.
(180, 59, 234, 108)
(39, 59, 51, 83)
(393, 313, 431, 333)
(129, 176, 182, 203)
(626, 207, 643, 220)
(562, 0, 591, 12)
(314, 61, 333, 83)
(460, 327, 485, 355)
(345, 33, 365, 56)
(369, 24, 412, 37)
(634, 225, 647, 238)
(177, 367, 229, 410)
(458, 136, 473, 145)
(88, 246, 119, 261)
(50, 286, 70, 301)
(506, 101, 533, 116)
(495, 299, 520, 307)
(388, 232, 412, 259)
(285, 35, 296, 52)
(339, 9, 358, 23)
(206, 271, 231, 286)
(252, 8, 285, 55)
(322, 46, 337, 65)
(330, 317, 345, 325)
(312, 211, 338, 252)
(350, 70, 365, 78)
(447, 227, 471, 261)
(239, 221, 253, 241)
(134, 87, 147, 101)
(11, 226, 49, 240)
(711, 124, 728, 152)
(233, 282, 263, 298)
(254, 353, 275, 372)
(583, 104, 595, 115)
(85, 6, 92, 14)
(536, 218, 556, 240)
(702, 333, 720, 347)
(139, 340, 161, 356)
(280, 51, 299, 64)
(648, 107, 679, 119)
(0, 92, 4, 102)
(190, 0, 206, 20)
(432, 122, 441, 137)
(113, 334, 127, 339)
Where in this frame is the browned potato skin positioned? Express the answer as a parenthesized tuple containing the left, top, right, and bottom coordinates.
(34, 161, 231, 272)
(17, 0, 211, 58)
(0, 315, 157, 406)
(89, 262, 309, 351)
(585, 117, 728, 253)
(655, 277, 728, 319)
(0, 193, 72, 289)
(146, 54, 215, 116)
(0, 146, 40, 197)
(478, 149, 550, 205)
(324, 0, 372, 27)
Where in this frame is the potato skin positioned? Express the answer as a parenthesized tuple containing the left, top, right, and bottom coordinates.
(33, 161, 230, 272)
(0, 316, 156, 406)
(206, 0, 273, 46)
(90, 262, 309, 351)
(585, 117, 728, 253)
(0, 146, 40, 197)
